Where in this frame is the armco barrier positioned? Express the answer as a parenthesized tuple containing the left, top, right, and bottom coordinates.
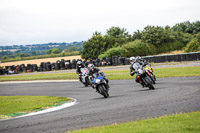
(142, 52, 200, 63)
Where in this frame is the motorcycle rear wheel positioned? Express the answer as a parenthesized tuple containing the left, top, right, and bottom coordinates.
(150, 75, 156, 84)
(153, 75, 156, 81)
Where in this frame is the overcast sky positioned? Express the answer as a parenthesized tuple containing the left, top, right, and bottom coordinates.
(0, 0, 200, 46)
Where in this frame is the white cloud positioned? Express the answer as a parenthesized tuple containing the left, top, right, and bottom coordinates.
(0, 0, 200, 45)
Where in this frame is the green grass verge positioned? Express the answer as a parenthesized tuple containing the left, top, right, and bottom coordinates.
(0, 66, 200, 81)
(68, 111, 200, 133)
(106, 66, 200, 80)
(0, 96, 71, 117)
(0, 72, 77, 81)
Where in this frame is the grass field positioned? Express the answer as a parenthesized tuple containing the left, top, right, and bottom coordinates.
(0, 96, 71, 118)
(106, 66, 200, 80)
(0, 66, 200, 81)
(68, 111, 200, 133)
(0, 55, 81, 67)
(158, 50, 184, 55)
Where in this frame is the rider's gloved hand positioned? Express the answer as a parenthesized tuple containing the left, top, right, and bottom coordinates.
(130, 72, 135, 76)
(89, 76, 93, 81)
(98, 71, 104, 77)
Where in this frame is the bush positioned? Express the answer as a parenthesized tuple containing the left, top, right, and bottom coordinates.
(1, 56, 8, 60)
(122, 40, 156, 57)
(98, 47, 125, 59)
(184, 38, 200, 52)
(156, 41, 185, 54)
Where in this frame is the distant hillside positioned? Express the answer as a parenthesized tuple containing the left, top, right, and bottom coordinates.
(0, 41, 84, 58)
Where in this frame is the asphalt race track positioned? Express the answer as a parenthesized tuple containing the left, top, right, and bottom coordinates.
(0, 76, 200, 133)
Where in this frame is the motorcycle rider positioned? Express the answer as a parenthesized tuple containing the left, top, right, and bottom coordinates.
(87, 64, 110, 91)
(135, 56, 149, 66)
(129, 56, 144, 87)
(76, 60, 85, 82)
(135, 56, 154, 73)
(129, 56, 136, 76)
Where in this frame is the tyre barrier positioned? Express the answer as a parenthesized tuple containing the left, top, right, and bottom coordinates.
(95, 58, 101, 67)
(60, 59, 65, 70)
(0, 52, 199, 75)
(71, 59, 77, 69)
(65, 60, 71, 69)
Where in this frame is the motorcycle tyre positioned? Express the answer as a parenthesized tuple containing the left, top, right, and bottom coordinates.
(150, 75, 156, 84)
(145, 77, 155, 90)
(98, 85, 109, 98)
(153, 75, 156, 81)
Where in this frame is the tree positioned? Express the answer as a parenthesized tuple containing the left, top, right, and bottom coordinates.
(81, 33, 107, 60)
(172, 21, 200, 34)
(106, 27, 131, 47)
(20, 53, 24, 58)
(51, 48, 61, 54)
(132, 30, 142, 41)
(81, 27, 132, 59)
(46, 48, 61, 54)
(61, 52, 65, 56)
(46, 49, 52, 54)
(66, 46, 78, 52)
(31, 51, 37, 56)
(171, 31, 193, 45)
(141, 26, 174, 46)
(1, 56, 8, 60)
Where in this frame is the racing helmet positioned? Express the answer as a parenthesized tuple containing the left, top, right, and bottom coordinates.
(129, 57, 135, 64)
(88, 64, 94, 71)
(77, 60, 82, 66)
(135, 56, 142, 62)
(136, 56, 141, 60)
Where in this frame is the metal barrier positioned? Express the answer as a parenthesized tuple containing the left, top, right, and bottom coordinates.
(143, 52, 200, 63)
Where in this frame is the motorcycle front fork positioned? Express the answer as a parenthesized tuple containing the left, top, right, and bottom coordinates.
(79, 76, 83, 83)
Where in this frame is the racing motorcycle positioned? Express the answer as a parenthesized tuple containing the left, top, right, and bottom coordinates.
(133, 62, 155, 90)
(79, 68, 90, 87)
(144, 64, 156, 84)
(90, 73, 109, 98)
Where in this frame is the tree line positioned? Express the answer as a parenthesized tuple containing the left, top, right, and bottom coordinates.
(0, 42, 83, 62)
(81, 21, 200, 60)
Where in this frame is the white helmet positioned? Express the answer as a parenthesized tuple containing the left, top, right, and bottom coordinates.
(135, 56, 142, 62)
(129, 57, 135, 64)
(77, 60, 82, 66)
(88, 64, 94, 71)
(136, 56, 141, 60)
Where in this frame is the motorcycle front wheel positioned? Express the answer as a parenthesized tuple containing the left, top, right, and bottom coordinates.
(98, 85, 109, 98)
(144, 77, 155, 90)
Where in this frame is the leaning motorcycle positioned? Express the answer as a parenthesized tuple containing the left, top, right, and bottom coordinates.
(133, 62, 155, 90)
(79, 68, 90, 87)
(90, 73, 109, 98)
(144, 64, 156, 84)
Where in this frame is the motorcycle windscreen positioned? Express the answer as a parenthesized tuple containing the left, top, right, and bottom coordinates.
(133, 62, 140, 70)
